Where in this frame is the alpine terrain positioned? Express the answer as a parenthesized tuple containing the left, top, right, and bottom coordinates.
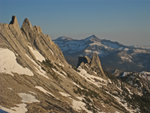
(0, 16, 150, 113)
(54, 35, 150, 72)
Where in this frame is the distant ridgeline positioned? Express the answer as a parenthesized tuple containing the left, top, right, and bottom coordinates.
(54, 35, 150, 72)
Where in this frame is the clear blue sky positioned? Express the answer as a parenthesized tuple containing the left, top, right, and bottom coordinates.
(0, 0, 150, 46)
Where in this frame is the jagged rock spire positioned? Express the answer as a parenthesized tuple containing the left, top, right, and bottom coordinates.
(9, 16, 20, 31)
(9, 16, 18, 25)
(77, 53, 106, 77)
(90, 53, 105, 76)
(33, 26, 42, 34)
(21, 18, 33, 31)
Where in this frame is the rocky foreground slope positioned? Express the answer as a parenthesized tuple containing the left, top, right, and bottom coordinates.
(0, 16, 150, 113)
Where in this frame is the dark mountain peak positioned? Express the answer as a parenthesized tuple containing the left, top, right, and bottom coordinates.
(85, 35, 100, 41)
(89, 35, 97, 38)
(9, 16, 18, 25)
(9, 16, 20, 31)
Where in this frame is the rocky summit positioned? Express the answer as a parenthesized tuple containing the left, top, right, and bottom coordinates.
(0, 16, 150, 113)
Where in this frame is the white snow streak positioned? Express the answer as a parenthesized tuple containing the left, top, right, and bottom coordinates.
(58, 63, 64, 67)
(28, 46, 45, 62)
(49, 49, 54, 55)
(35, 86, 54, 97)
(73, 82, 83, 89)
(120, 56, 132, 62)
(59, 92, 70, 97)
(0, 48, 33, 76)
(52, 68, 66, 78)
(25, 54, 49, 79)
(105, 91, 138, 113)
(77, 67, 107, 87)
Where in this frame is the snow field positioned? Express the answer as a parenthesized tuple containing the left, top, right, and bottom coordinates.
(0, 48, 33, 76)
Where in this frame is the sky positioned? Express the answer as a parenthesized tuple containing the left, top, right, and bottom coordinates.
(0, 0, 150, 46)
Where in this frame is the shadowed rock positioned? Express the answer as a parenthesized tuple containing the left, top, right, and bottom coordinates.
(77, 56, 91, 67)
(9, 16, 18, 25)
(77, 53, 106, 77)
(9, 16, 20, 32)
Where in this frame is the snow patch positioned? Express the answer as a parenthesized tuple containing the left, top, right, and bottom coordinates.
(140, 71, 150, 75)
(101, 103, 105, 108)
(108, 79, 112, 84)
(59, 92, 70, 97)
(0, 48, 33, 76)
(77, 67, 107, 87)
(85, 49, 92, 53)
(120, 56, 132, 62)
(105, 91, 138, 113)
(0, 93, 39, 113)
(25, 54, 49, 79)
(35, 86, 54, 97)
(90, 42, 103, 46)
(133, 49, 147, 53)
(0, 104, 27, 113)
(93, 51, 100, 54)
(52, 68, 66, 78)
(61, 70, 67, 76)
(124, 48, 129, 51)
(76, 97, 83, 101)
(101, 40, 121, 49)
(28, 46, 45, 62)
(35, 66, 49, 79)
(28, 91, 36, 95)
(73, 82, 83, 89)
(49, 49, 54, 55)
(8, 87, 13, 90)
(125, 87, 133, 95)
(72, 98, 92, 113)
(58, 63, 64, 67)
(120, 72, 131, 77)
(18, 93, 39, 103)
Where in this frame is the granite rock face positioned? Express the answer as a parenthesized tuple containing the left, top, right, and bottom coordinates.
(0, 16, 150, 113)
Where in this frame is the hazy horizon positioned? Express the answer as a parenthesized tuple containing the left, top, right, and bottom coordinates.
(0, 0, 150, 46)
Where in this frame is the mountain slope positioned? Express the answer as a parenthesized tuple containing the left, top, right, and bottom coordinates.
(54, 35, 150, 72)
(0, 16, 150, 113)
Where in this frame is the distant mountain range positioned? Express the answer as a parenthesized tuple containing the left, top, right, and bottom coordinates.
(54, 35, 150, 72)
